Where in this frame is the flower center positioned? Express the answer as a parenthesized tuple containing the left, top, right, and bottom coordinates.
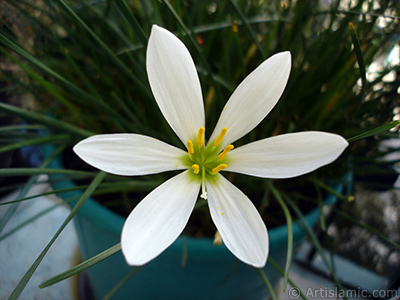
(186, 127, 234, 199)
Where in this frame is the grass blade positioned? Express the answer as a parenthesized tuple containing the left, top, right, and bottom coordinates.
(0, 33, 135, 127)
(55, 0, 150, 97)
(283, 196, 348, 300)
(257, 268, 278, 300)
(0, 102, 93, 138)
(0, 168, 93, 177)
(0, 145, 66, 234)
(348, 22, 367, 98)
(229, 0, 265, 59)
(7, 171, 106, 300)
(0, 196, 76, 242)
(102, 266, 141, 300)
(0, 134, 71, 154)
(268, 257, 308, 300)
(39, 243, 121, 288)
(332, 207, 400, 249)
(114, 0, 148, 46)
(347, 121, 400, 142)
(268, 182, 293, 291)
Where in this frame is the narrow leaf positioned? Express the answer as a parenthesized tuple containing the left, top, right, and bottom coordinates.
(0, 145, 66, 234)
(268, 257, 308, 300)
(347, 121, 400, 142)
(55, 0, 150, 96)
(0, 134, 71, 154)
(0, 102, 93, 138)
(268, 182, 293, 291)
(102, 266, 141, 300)
(229, 0, 265, 59)
(257, 268, 278, 300)
(0, 168, 93, 177)
(8, 171, 106, 300)
(348, 22, 366, 97)
(333, 207, 400, 249)
(114, 0, 148, 46)
(39, 243, 121, 288)
(283, 196, 348, 299)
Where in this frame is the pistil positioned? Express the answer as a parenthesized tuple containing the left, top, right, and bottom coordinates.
(200, 165, 208, 199)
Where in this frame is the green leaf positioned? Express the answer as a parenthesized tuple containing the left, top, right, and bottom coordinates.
(55, 0, 150, 97)
(229, 0, 265, 59)
(283, 196, 348, 300)
(267, 257, 308, 300)
(0, 102, 93, 138)
(347, 121, 400, 142)
(348, 22, 366, 97)
(257, 268, 278, 300)
(102, 266, 141, 300)
(310, 178, 353, 201)
(0, 134, 71, 154)
(0, 197, 77, 242)
(114, 0, 148, 46)
(0, 145, 66, 234)
(332, 207, 400, 249)
(8, 171, 106, 300)
(0, 28, 139, 129)
(268, 182, 293, 291)
(0, 168, 93, 177)
(39, 243, 121, 288)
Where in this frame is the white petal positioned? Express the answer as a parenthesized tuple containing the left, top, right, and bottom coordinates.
(147, 25, 205, 146)
(207, 174, 268, 268)
(73, 134, 187, 176)
(226, 131, 348, 178)
(121, 170, 200, 265)
(209, 52, 291, 147)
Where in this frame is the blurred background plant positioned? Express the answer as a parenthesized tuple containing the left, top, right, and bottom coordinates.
(0, 0, 399, 298)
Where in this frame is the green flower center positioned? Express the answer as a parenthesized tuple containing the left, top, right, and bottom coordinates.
(184, 127, 233, 199)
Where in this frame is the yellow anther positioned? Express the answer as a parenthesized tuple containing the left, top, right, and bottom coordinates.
(187, 140, 194, 154)
(197, 127, 205, 147)
(218, 145, 234, 160)
(212, 164, 228, 174)
(192, 164, 200, 174)
(214, 127, 227, 147)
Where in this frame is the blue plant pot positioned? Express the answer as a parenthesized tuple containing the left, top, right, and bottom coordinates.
(46, 146, 343, 300)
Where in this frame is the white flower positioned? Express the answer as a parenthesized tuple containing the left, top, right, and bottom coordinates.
(73, 25, 348, 268)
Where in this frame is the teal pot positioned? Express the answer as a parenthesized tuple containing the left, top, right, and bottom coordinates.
(45, 146, 345, 300)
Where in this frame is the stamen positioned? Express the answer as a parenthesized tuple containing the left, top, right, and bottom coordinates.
(218, 145, 234, 160)
(214, 127, 227, 147)
(212, 164, 228, 174)
(191, 164, 200, 174)
(187, 140, 194, 154)
(197, 127, 205, 147)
